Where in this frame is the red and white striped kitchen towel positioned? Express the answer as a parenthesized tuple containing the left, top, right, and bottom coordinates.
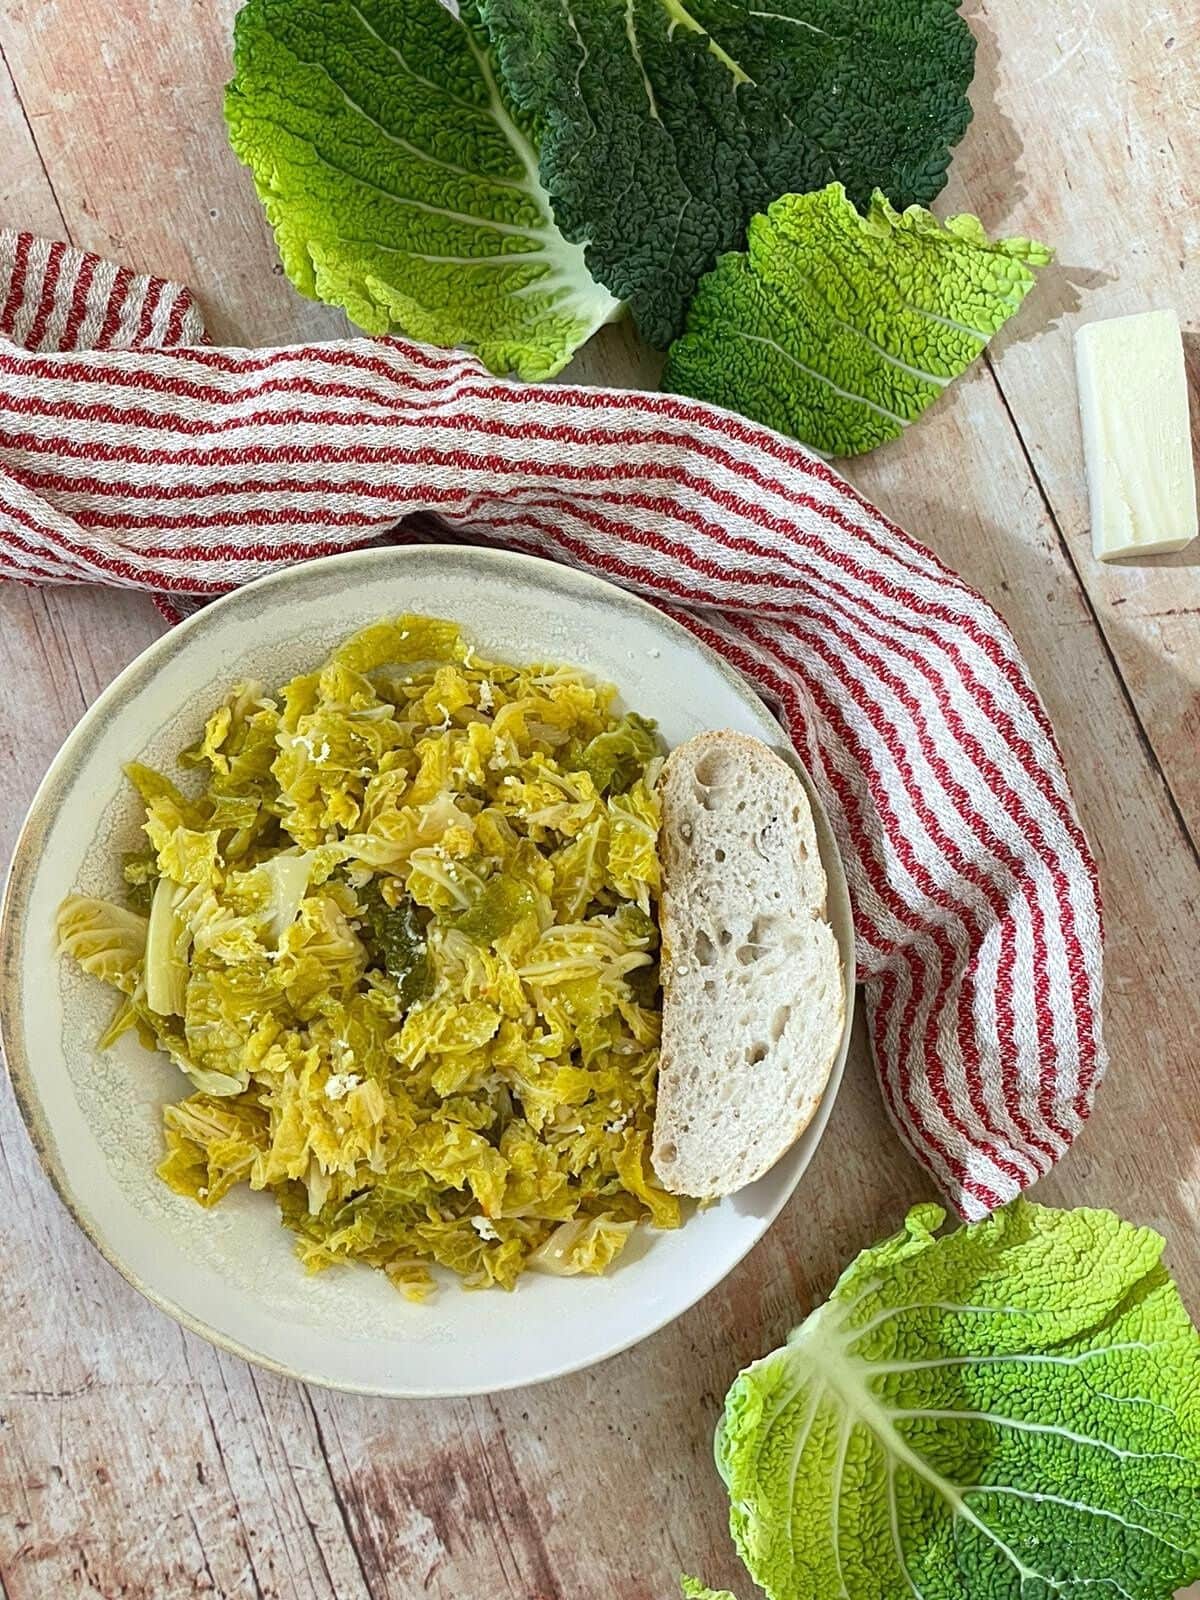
(0, 229, 1106, 1220)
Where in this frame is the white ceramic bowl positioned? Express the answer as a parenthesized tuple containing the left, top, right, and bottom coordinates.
(1, 546, 854, 1396)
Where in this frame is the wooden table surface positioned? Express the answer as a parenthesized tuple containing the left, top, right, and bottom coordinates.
(2, 3, 1198, 1597)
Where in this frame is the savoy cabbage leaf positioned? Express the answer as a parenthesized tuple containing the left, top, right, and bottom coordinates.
(471, 0, 976, 345)
(662, 184, 1050, 457)
(226, 0, 621, 378)
(56, 895, 147, 995)
(714, 1200, 1200, 1600)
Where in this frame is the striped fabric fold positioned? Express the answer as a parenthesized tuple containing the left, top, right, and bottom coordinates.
(0, 230, 1106, 1219)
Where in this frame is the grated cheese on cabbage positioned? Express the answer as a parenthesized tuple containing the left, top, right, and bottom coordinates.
(57, 615, 679, 1297)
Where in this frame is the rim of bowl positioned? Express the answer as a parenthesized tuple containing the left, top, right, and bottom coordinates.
(0, 544, 856, 1396)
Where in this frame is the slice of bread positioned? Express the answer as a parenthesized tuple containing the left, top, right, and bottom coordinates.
(651, 731, 845, 1197)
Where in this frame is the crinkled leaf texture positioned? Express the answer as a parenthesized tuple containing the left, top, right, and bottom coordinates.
(717, 1201, 1200, 1600)
(59, 615, 676, 1298)
(226, 0, 620, 378)
(472, 0, 976, 345)
(662, 185, 1050, 457)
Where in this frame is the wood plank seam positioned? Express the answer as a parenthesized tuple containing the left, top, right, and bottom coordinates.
(300, 1393, 382, 1600)
(0, 42, 70, 245)
(470, 1395, 559, 1597)
(242, 1368, 356, 1600)
(484, 1396, 561, 1590)
(185, 1510, 222, 1600)
(982, 348, 1200, 868)
(179, 1336, 270, 1600)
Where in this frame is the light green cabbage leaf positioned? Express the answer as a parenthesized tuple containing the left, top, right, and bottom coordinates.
(607, 780, 661, 910)
(159, 1094, 269, 1207)
(715, 1200, 1200, 1600)
(254, 850, 318, 946)
(528, 1211, 637, 1275)
(225, 0, 621, 378)
(56, 895, 147, 994)
(573, 713, 662, 796)
(662, 185, 1050, 457)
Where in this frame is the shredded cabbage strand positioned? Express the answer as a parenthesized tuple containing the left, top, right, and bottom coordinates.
(58, 615, 679, 1297)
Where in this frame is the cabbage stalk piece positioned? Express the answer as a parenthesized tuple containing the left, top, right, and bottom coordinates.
(145, 879, 191, 1017)
(707, 1201, 1200, 1600)
(226, 0, 621, 379)
(662, 185, 1051, 457)
(473, 0, 976, 345)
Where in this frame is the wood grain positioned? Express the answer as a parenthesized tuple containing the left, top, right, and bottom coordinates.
(0, 45, 65, 243)
(0, 0, 345, 348)
(942, 0, 1200, 845)
(1, 2, 1198, 1597)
